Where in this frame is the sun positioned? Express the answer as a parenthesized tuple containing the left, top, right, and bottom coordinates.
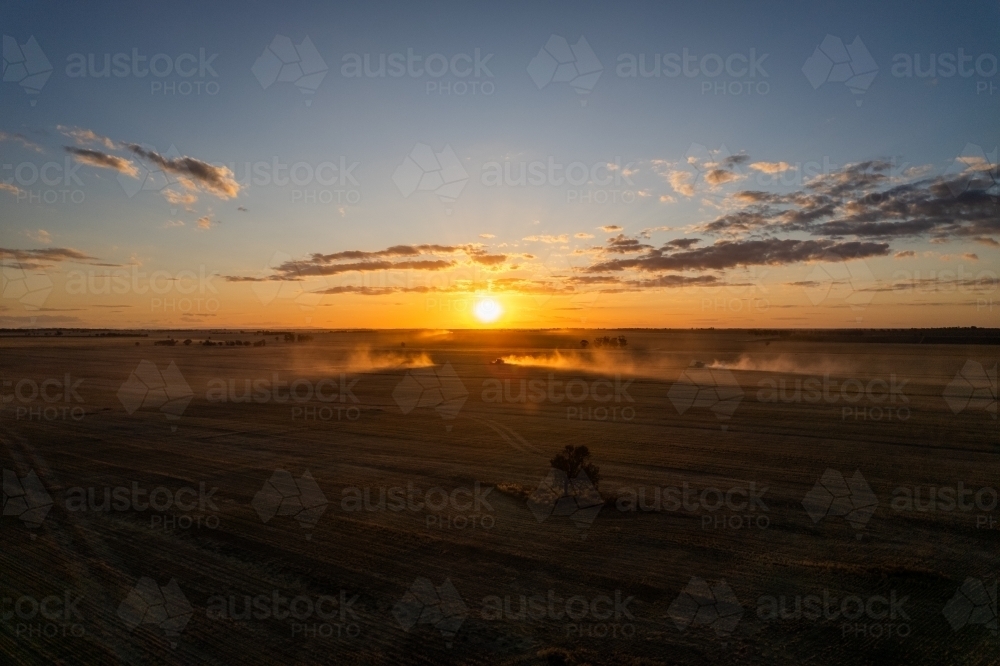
(473, 298, 503, 324)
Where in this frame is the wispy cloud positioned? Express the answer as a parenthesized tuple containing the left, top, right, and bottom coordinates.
(57, 125, 116, 150)
(523, 234, 568, 243)
(0, 131, 43, 153)
(26, 230, 52, 244)
(65, 147, 140, 178)
(125, 144, 240, 199)
(749, 161, 794, 174)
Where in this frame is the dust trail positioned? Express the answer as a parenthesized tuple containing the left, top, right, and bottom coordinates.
(501, 351, 866, 379)
(296, 346, 435, 375)
(499, 350, 677, 380)
(707, 354, 861, 375)
(341, 348, 435, 372)
(416, 329, 454, 339)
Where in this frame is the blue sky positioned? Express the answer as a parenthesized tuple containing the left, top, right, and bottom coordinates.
(1, 0, 998, 328)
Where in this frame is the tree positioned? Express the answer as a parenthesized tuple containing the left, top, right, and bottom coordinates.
(549, 445, 600, 490)
(617, 335, 627, 347)
(580, 339, 589, 348)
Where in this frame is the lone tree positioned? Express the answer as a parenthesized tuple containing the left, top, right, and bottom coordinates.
(580, 339, 589, 348)
(550, 445, 601, 490)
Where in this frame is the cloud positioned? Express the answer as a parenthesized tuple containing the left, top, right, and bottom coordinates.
(668, 170, 695, 197)
(604, 234, 653, 254)
(479, 233, 495, 239)
(721, 153, 750, 168)
(237, 206, 248, 212)
(124, 144, 240, 199)
(665, 238, 701, 249)
(0, 131, 43, 153)
(973, 236, 999, 247)
(65, 147, 139, 178)
(0, 247, 103, 266)
(700, 160, 999, 243)
(749, 161, 794, 174)
(164, 190, 198, 207)
(26, 230, 51, 244)
(280, 259, 457, 277)
(0, 315, 84, 326)
(962, 253, 979, 261)
(599, 225, 622, 232)
(894, 250, 915, 258)
(574, 232, 595, 239)
(57, 126, 116, 150)
(306, 244, 471, 263)
(903, 165, 932, 179)
(163, 220, 185, 229)
(704, 169, 742, 187)
(523, 234, 568, 243)
(470, 253, 508, 266)
(586, 238, 890, 273)
(659, 194, 676, 203)
(197, 216, 214, 230)
(0, 183, 23, 196)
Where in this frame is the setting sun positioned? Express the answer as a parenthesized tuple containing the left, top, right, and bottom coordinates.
(473, 298, 503, 323)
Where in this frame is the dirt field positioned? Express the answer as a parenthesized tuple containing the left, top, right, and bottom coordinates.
(0, 329, 997, 664)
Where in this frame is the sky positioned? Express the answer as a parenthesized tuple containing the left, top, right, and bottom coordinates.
(1, 0, 998, 329)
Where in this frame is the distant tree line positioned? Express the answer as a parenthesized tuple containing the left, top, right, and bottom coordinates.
(581, 335, 627, 349)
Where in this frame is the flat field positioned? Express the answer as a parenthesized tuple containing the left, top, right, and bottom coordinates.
(0, 329, 997, 664)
